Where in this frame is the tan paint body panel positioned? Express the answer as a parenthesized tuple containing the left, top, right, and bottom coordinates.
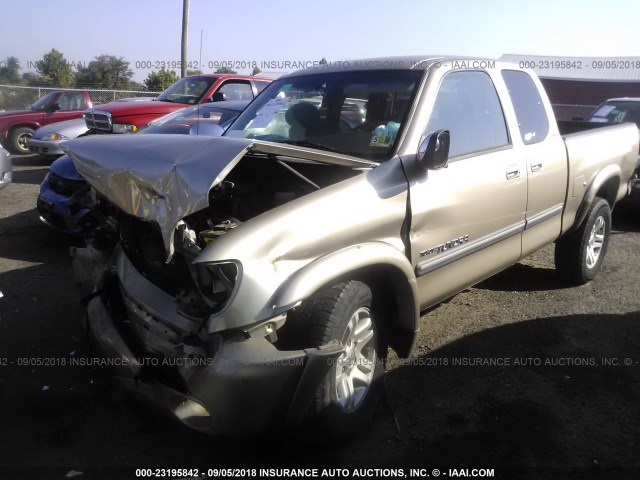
(72, 58, 639, 352)
(393, 61, 637, 313)
(561, 124, 638, 232)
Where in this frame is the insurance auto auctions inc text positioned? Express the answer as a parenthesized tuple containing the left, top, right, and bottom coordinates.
(253, 468, 494, 478)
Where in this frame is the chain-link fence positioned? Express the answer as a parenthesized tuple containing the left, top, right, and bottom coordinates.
(0, 84, 598, 124)
(0, 84, 160, 111)
(551, 103, 598, 121)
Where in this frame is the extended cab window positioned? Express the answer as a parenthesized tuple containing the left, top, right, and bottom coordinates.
(216, 82, 254, 101)
(425, 71, 509, 158)
(501, 70, 549, 145)
(254, 80, 270, 94)
(57, 92, 87, 111)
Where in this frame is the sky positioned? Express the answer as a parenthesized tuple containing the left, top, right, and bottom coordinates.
(1, 0, 639, 83)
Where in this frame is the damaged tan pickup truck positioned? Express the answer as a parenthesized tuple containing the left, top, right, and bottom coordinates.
(64, 56, 638, 438)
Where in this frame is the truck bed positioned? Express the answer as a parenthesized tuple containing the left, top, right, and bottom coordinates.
(559, 122, 638, 234)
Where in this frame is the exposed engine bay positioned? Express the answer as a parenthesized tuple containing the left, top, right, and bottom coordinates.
(76, 154, 360, 323)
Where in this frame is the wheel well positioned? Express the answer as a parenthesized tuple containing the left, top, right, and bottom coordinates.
(9, 124, 38, 137)
(353, 265, 417, 358)
(595, 177, 619, 209)
(277, 265, 418, 358)
(571, 175, 619, 234)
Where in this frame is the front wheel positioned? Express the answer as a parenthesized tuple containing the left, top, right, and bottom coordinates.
(295, 280, 385, 439)
(9, 126, 35, 155)
(555, 197, 611, 285)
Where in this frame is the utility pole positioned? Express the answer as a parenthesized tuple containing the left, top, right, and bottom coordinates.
(181, 0, 189, 78)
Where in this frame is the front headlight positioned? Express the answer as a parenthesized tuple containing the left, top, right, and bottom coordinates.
(111, 123, 138, 134)
(41, 133, 69, 141)
(195, 261, 242, 312)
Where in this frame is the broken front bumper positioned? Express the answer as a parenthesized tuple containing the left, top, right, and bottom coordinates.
(73, 245, 342, 435)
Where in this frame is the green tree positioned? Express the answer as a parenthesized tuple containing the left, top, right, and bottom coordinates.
(144, 68, 179, 91)
(36, 49, 74, 87)
(21, 71, 42, 86)
(215, 66, 237, 74)
(319, 57, 328, 65)
(187, 69, 203, 76)
(251, 66, 262, 76)
(0, 56, 21, 84)
(76, 55, 136, 89)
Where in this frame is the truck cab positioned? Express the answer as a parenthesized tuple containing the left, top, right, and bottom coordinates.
(0, 90, 92, 154)
(83, 74, 271, 134)
(65, 57, 638, 439)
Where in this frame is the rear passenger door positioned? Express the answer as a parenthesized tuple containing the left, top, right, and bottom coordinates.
(407, 70, 528, 308)
(501, 70, 567, 255)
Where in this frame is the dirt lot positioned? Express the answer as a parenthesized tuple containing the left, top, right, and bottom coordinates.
(1, 154, 639, 479)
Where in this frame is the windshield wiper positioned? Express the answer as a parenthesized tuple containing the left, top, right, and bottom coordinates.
(280, 140, 341, 154)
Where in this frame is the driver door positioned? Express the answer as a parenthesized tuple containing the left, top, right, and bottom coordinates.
(406, 70, 528, 309)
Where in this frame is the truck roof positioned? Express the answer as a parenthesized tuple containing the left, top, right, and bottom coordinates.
(284, 55, 503, 77)
(186, 74, 271, 81)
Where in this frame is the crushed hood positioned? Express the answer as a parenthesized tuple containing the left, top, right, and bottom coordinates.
(62, 134, 376, 258)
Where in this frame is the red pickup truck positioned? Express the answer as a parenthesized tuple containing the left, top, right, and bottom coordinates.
(84, 74, 271, 134)
(0, 90, 92, 154)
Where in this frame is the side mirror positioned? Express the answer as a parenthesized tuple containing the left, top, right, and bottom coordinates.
(417, 130, 450, 170)
(189, 123, 224, 137)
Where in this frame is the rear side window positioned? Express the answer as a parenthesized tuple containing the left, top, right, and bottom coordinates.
(425, 71, 509, 158)
(501, 70, 549, 145)
(254, 80, 270, 94)
(217, 82, 254, 101)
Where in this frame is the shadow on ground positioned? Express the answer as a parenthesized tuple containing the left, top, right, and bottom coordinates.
(1, 310, 638, 478)
(10, 168, 49, 186)
(612, 202, 640, 233)
(10, 153, 54, 168)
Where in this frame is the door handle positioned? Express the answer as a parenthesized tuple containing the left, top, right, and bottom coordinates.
(506, 165, 521, 180)
(530, 161, 543, 172)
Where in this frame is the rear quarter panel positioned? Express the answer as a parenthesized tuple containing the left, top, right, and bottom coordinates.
(562, 123, 638, 233)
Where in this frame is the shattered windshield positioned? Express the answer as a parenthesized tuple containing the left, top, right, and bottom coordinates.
(156, 77, 217, 105)
(225, 70, 423, 161)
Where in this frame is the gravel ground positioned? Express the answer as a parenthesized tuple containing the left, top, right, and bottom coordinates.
(0, 154, 639, 480)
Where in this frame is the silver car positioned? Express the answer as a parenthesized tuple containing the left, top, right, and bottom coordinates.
(0, 144, 11, 190)
(27, 118, 89, 157)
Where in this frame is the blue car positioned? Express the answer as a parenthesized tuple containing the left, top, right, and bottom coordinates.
(37, 155, 88, 234)
(36, 100, 248, 235)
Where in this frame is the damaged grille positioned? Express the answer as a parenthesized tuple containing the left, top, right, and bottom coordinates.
(116, 212, 228, 322)
(84, 109, 112, 131)
(118, 214, 193, 296)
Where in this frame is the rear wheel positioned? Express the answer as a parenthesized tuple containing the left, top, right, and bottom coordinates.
(295, 280, 385, 439)
(9, 126, 35, 155)
(555, 197, 611, 285)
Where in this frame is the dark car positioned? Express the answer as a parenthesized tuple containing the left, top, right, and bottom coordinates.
(37, 101, 249, 235)
(586, 98, 640, 202)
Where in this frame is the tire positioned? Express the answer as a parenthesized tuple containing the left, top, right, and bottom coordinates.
(294, 280, 386, 439)
(555, 197, 611, 285)
(9, 126, 35, 155)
